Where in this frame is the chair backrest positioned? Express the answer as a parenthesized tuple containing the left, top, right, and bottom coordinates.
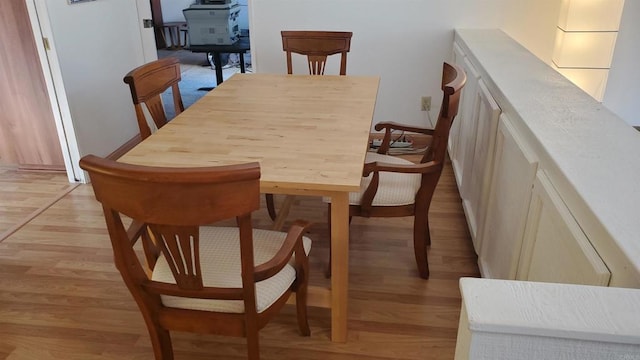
(79, 154, 261, 304)
(281, 31, 352, 75)
(421, 62, 466, 165)
(123, 57, 185, 140)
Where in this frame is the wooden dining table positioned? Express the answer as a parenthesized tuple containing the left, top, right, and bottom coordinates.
(119, 72, 380, 342)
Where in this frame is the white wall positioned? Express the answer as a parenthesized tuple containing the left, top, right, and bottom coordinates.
(603, 0, 640, 126)
(501, 1, 561, 65)
(248, 0, 561, 129)
(161, 0, 192, 22)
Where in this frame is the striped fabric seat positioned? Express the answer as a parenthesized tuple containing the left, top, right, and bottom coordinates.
(152, 226, 312, 313)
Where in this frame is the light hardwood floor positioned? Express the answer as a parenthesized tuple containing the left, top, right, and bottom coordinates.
(0, 168, 77, 241)
(0, 159, 478, 359)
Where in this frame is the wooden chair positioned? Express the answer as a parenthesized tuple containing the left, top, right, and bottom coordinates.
(266, 30, 353, 226)
(281, 30, 352, 75)
(327, 62, 466, 279)
(123, 57, 184, 140)
(79, 155, 312, 360)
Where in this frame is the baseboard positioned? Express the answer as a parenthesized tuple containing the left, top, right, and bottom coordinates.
(17, 164, 65, 172)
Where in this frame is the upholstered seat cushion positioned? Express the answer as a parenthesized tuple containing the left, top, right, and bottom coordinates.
(324, 152, 421, 206)
(152, 226, 311, 314)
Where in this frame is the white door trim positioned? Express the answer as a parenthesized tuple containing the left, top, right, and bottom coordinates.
(134, 0, 159, 63)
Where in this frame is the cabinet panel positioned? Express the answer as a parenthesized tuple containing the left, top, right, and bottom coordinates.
(517, 172, 611, 286)
(450, 55, 480, 192)
(461, 79, 501, 250)
(448, 43, 465, 158)
(478, 114, 538, 279)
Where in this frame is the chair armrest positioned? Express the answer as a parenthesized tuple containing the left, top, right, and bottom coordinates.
(254, 220, 312, 282)
(363, 160, 442, 176)
(375, 121, 435, 135)
(374, 122, 434, 154)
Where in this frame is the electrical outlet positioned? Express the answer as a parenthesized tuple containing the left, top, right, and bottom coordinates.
(421, 96, 431, 111)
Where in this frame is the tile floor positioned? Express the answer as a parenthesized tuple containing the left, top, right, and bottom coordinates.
(157, 49, 252, 118)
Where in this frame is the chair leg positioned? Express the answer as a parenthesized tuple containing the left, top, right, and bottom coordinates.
(413, 214, 430, 279)
(266, 194, 277, 221)
(147, 322, 174, 360)
(246, 319, 261, 360)
(296, 257, 311, 336)
(271, 195, 296, 231)
(325, 204, 332, 278)
(325, 252, 332, 278)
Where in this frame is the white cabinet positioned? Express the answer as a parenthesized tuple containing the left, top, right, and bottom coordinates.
(460, 79, 501, 250)
(477, 114, 537, 279)
(517, 172, 611, 286)
(451, 29, 640, 288)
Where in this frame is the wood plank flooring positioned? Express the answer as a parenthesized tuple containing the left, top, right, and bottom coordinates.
(0, 160, 479, 359)
(0, 168, 77, 241)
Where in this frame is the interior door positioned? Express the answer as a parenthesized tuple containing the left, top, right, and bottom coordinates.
(30, 0, 157, 182)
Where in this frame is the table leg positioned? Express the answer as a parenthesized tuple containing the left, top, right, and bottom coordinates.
(213, 51, 224, 85)
(239, 52, 246, 73)
(330, 192, 349, 342)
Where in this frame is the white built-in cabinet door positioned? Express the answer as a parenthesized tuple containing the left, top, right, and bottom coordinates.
(449, 43, 465, 158)
(477, 114, 537, 279)
(461, 79, 501, 250)
(516, 171, 611, 286)
(450, 48, 480, 192)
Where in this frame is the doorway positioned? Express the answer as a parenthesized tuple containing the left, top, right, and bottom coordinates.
(151, 0, 252, 113)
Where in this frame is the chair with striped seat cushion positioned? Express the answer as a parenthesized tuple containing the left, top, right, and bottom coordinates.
(80, 155, 312, 360)
(325, 62, 466, 279)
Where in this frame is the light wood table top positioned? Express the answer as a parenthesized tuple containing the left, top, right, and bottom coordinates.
(120, 72, 380, 342)
(120, 73, 380, 195)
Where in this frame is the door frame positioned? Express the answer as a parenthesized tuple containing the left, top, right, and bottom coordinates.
(25, 0, 81, 182)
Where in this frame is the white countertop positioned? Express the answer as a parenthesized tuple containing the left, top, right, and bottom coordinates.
(455, 29, 640, 286)
(460, 277, 640, 344)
